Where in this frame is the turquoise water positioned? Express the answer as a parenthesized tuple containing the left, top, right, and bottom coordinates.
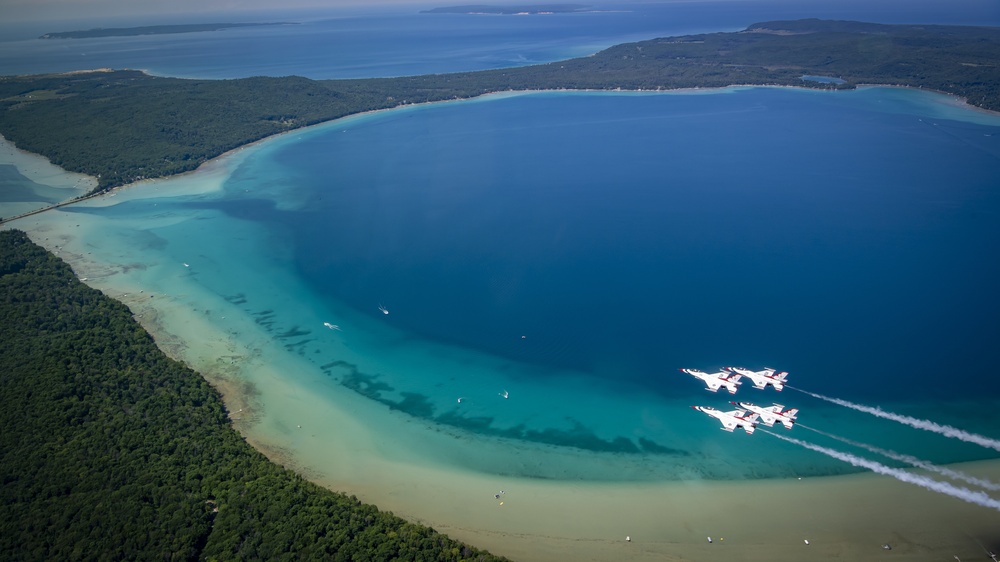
(67, 86, 1000, 481)
(5, 1, 1000, 483)
(228, 88, 1000, 401)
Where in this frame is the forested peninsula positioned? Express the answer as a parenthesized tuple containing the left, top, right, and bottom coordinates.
(1, 18, 999, 560)
(0, 229, 508, 562)
(1, 19, 998, 196)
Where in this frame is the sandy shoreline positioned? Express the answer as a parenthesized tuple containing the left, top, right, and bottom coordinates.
(3, 92, 1000, 562)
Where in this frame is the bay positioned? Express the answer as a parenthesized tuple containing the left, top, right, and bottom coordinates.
(61, 86, 1000, 481)
(5, 5, 1000, 556)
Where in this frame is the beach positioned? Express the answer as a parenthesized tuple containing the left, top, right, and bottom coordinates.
(4, 125, 1000, 562)
(4, 0, 1000, 555)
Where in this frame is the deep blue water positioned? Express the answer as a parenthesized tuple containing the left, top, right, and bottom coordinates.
(227, 89, 1000, 404)
(10, 1, 1000, 478)
(69, 85, 1000, 478)
(124, 85, 999, 479)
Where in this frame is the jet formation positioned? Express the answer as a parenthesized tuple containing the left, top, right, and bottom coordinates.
(685, 366, 799, 434)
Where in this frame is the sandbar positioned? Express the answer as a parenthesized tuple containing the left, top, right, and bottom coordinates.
(4, 96, 1000, 562)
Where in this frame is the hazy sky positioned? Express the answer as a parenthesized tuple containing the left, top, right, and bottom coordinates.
(1, 0, 428, 22)
(2, 0, 993, 25)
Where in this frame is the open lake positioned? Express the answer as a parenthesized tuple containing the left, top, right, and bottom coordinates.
(53, 84, 1000, 482)
(3, 2, 1000, 558)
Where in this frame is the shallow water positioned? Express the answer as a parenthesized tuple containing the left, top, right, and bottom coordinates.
(3, 6, 1000, 558)
(0, 137, 94, 217)
(0, 2, 1000, 480)
(43, 86, 1000, 483)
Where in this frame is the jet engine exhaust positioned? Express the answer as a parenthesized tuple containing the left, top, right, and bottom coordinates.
(787, 387, 1000, 453)
(797, 423, 1000, 492)
(764, 430, 1000, 512)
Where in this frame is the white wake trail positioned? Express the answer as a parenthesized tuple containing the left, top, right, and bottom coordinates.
(790, 388, 1000, 453)
(766, 431, 1000, 512)
(799, 424, 1000, 492)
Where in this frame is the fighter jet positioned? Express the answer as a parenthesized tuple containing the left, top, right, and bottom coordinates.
(680, 368, 742, 394)
(724, 367, 788, 391)
(691, 406, 759, 434)
(731, 401, 798, 429)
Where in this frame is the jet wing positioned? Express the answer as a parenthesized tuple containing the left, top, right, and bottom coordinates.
(703, 377, 723, 392)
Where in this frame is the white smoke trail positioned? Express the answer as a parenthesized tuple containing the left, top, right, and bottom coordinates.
(798, 424, 1000, 492)
(766, 431, 1000, 512)
(789, 387, 1000, 453)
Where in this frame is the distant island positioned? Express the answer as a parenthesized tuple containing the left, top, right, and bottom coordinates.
(2, 18, 1000, 561)
(40, 22, 295, 40)
(421, 4, 590, 15)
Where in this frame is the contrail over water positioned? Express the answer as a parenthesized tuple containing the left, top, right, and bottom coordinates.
(798, 424, 1000, 492)
(765, 431, 1000, 512)
(788, 387, 1000, 453)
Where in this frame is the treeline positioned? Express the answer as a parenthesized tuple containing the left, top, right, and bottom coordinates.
(0, 72, 397, 190)
(0, 229, 508, 562)
(0, 19, 998, 194)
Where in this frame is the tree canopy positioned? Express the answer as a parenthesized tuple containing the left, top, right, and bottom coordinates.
(0, 229, 508, 562)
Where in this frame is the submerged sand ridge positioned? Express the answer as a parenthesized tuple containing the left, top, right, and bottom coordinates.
(3, 107, 1000, 562)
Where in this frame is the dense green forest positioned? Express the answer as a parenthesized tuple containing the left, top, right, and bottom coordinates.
(0, 230, 508, 561)
(0, 19, 997, 196)
(1, 18, 998, 560)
